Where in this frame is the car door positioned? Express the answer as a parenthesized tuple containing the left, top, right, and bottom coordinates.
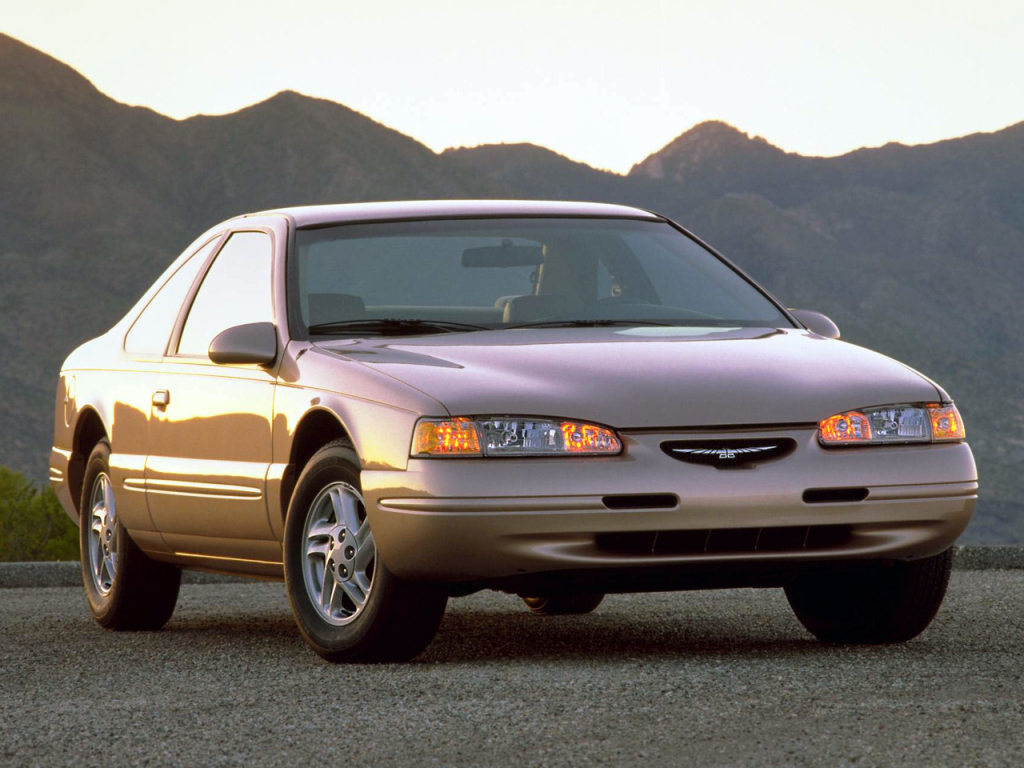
(145, 227, 281, 562)
(110, 234, 226, 553)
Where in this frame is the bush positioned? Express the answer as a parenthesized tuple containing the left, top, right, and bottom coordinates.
(0, 466, 79, 562)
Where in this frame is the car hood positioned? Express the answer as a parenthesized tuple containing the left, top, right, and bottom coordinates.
(312, 327, 942, 428)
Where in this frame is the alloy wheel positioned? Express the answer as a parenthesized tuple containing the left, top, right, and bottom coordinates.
(301, 482, 376, 625)
(88, 473, 118, 595)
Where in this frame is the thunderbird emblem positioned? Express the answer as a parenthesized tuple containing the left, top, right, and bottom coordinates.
(671, 445, 776, 461)
(661, 438, 796, 468)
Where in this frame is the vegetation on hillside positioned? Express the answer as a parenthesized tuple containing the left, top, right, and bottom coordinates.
(0, 467, 78, 562)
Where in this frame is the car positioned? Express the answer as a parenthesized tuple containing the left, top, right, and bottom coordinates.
(49, 200, 977, 661)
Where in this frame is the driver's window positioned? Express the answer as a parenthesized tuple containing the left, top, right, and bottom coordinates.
(177, 231, 273, 358)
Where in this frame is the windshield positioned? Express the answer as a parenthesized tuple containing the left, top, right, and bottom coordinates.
(290, 218, 791, 336)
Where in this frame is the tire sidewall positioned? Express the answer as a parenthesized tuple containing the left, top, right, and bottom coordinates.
(283, 445, 391, 658)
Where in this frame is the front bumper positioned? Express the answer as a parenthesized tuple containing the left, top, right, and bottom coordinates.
(362, 428, 977, 584)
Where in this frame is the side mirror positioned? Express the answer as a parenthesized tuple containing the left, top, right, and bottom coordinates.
(209, 322, 278, 366)
(789, 309, 840, 339)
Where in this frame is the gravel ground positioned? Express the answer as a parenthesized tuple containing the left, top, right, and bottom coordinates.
(2, 572, 1022, 767)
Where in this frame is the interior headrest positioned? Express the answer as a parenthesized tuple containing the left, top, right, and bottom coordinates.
(502, 295, 568, 324)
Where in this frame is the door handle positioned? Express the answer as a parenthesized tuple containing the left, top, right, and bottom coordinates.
(152, 390, 170, 409)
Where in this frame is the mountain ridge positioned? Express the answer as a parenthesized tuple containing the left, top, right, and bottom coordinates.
(0, 32, 1021, 543)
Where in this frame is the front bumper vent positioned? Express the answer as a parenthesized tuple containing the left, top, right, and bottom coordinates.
(802, 487, 869, 504)
(602, 494, 678, 510)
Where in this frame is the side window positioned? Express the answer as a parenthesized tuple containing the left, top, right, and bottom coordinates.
(124, 238, 220, 356)
(176, 231, 274, 358)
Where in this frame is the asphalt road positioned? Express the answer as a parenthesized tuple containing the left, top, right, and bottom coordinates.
(2, 572, 1022, 767)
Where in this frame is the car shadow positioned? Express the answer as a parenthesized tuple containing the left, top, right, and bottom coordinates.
(156, 604, 936, 665)
(148, 580, 963, 664)
(419, 609, 830, 664)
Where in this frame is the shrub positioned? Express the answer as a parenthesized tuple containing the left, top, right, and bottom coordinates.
(0, 467, 79, 562)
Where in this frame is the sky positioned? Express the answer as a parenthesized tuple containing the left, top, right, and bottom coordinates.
(3, 0, 1022, 173)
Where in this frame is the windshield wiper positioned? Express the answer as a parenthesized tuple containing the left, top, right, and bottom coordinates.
(307, 318, 491, 336)
(504, 319, 675, 330)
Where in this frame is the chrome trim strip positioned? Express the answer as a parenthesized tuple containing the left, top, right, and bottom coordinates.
(172, 551, 282, 566)
(121, 478, 263, 499)
(867, 481, 978, 501)
(379, 496, 604, 513)
(381, 481, 978, 515)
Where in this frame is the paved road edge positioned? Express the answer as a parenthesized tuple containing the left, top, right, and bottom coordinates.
(1, 546, 1022, 589)
(0, 562, 249, 589)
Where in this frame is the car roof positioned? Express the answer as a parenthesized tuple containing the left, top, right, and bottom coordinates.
(246, 200, 663, 228)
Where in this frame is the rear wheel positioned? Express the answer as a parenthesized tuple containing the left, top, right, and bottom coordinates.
(80, 440, 181, 630)
(785, 549, 953, 644)
(284, 440, 448, 662)
(522, 593, 605, 616)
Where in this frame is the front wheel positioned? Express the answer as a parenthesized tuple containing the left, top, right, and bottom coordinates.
(785, 549, 954, 644)
(283, 440, 448, 662)
(80, 440, 181, 630)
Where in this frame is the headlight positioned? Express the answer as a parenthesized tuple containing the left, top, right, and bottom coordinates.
(412, 417, 623, 457)
(819, 403, 964, 445)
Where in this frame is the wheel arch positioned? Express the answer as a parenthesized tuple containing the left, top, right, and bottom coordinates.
(69, 406, 109, 515)
(280, 407, 354, 522)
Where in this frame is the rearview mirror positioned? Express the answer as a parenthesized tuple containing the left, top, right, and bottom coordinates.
(209, 322, 278, 366)
(462, 243, 544, 268)
(788, 309, 840, 339)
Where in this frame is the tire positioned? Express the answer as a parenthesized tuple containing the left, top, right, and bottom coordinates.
(283, 439, 448, 662)
(522, 593, 605, 616)
(80, 440, 181, 631)
(785, 549, 954, 644)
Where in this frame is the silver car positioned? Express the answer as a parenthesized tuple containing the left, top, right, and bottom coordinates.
(50, 200, 977, 661)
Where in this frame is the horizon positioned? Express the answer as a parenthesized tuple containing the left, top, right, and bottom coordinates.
(4, 30, 1021, 175)
(3, 0, 1022, 172)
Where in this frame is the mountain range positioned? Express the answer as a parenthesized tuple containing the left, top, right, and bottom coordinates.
(1, 32, 1021, 543)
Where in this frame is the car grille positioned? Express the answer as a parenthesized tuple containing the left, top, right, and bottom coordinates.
(661, 437, 797, 468)
(595, 524, 853, 556)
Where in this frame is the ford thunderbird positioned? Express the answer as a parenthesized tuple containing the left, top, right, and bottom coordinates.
(49, 201, 977, 661)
